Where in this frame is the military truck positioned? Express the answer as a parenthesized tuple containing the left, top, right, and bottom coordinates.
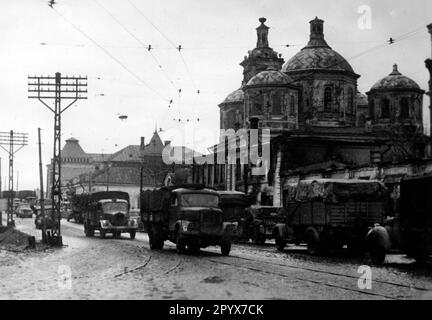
(141, 184, 231, 255)
(247, 206, 287, 245)
(217, 190, 252, 241)
(83, 191, 138, 239)
(368, 174, 432, 263)
(273, 179, 390, 261)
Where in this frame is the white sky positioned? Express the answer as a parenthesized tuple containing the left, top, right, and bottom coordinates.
(0, 0, 431, 190)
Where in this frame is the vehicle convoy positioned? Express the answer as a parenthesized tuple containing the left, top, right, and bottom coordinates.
(217, 190, 252, 241)
(34, 205, 58, 230)
(141, 184, 231, 255)
(273, 179, 390, 261)
(82, 191, 137, 239)
(369, 174, 432, 263)
(246, 205, 287, 245)
(70, 194, 87, 223)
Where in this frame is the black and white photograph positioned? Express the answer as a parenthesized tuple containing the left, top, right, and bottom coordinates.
(0, 0, 432, 305)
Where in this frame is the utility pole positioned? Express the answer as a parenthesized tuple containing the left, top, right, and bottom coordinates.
(28, 73, 87, 245)
(426, 23, 432, 137)
(0, 131, 28, 227)
(38, 128, 47, 243)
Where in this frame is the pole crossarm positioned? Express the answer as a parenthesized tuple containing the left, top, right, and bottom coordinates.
(27, 72, 87, 245)
(0, 130, 28, 227)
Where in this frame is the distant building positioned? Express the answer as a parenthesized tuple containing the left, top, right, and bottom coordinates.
(65, 130, 197, 208)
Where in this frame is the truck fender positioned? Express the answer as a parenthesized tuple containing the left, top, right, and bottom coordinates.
(366, 225, 391, 251)
(273, 223, 290, 239)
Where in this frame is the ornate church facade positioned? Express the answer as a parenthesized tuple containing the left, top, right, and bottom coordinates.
(194, 17, 432, 211)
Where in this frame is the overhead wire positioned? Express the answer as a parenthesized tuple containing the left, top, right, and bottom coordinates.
(50, 5, 170, 103)
(127, 0, 201, 95)
(93, 0, 178, 94)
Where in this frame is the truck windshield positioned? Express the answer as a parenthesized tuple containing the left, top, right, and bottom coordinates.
(181, 194, 219, 207)
(102, 202, 128, 213)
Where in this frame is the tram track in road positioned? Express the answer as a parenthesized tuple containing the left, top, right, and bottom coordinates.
(206, 258, 398, 299)
(230, 242, 432, 292)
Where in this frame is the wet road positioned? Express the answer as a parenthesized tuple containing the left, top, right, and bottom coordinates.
(1, 217, 432, 299)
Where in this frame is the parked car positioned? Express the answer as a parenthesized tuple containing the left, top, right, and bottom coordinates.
(15, 203, 33, 218)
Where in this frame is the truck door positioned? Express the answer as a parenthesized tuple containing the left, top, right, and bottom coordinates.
(168, 193, 178, 230)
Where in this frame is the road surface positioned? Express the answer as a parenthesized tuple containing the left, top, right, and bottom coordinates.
(1, 217, 432, 299)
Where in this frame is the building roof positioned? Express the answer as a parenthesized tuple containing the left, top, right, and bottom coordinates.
(62, 138, 89, 159)
(282, 17, 357, 76)
(369, 64, 422, 92)
(246, 67, 294, 87)
(282, 46, 355, 75)
(221, 88, 244, 104)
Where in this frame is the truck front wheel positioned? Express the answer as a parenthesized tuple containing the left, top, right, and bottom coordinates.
(84, 223, 94, 237)
(129, 231, 136, 240)
(100, 230, 106, 239)
(369, 244, 386, 264)
(220, 240, 231, 256)
(275, 234, 286, 252)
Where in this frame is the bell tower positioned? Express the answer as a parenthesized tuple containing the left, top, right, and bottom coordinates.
(240, 18, 284, 86)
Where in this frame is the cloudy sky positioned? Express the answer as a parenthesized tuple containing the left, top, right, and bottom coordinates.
(0, 0, 431, 190)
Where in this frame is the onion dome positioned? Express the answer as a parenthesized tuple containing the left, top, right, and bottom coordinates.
(281, 17, 357, 76)
(246, 67, 294, 87)
(221, 88, 244, 104)
(369, 64, 422, 92)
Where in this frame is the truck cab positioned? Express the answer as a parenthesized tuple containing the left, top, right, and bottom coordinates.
(83, 191, 137, 239)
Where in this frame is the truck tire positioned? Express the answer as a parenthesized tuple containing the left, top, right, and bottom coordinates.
(100, 230, 106, 239)
(84, 223, 94, 237)
(175, 232, 186, 254)
(306, 228, 322, 255)
(188, 244, 200, 255)
(220, 240, 231, 256)
(369, 244, 386, 264)
(275, 234, 286, 252)
(129, 231, 136, 240)
(252, 226, 266, 245)
(149, 234, 164, 250)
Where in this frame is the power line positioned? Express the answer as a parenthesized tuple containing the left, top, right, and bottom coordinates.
(93, 0, 178, 93)
(51, 6, 170, 103)
(127, 0, 200, 93)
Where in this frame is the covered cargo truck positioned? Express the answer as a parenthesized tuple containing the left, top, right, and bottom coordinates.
(141, 184, 231, 255)
(372, 174, 432, 263)
(274, 179, 390, 261)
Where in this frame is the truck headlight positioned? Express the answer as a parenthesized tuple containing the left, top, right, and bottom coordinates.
(181, 221, 194, 231)
(100, 220, 110, 227)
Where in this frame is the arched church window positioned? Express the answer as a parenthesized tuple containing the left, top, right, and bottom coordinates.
(380, 98, 390, 118)
(289, 95, 295, 115)
(272, 91, 282, 115)
(347, 88, 354, 114)
(399, 98, 409, 118)
(324, 87, 332, 111)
